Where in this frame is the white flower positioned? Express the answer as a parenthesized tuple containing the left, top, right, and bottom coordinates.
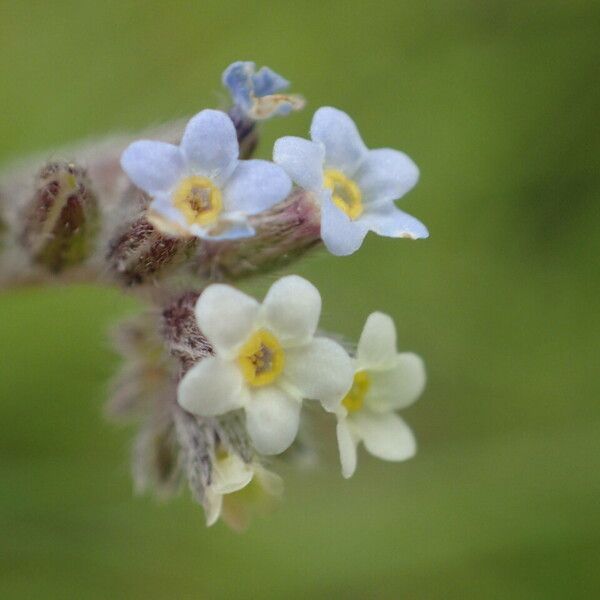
(204, 451, 283, 530)
(177, 275, 354, 455)
(120, 109, 291, 240)
(335, 312, 425, 478)
(273, 106, 428, 256)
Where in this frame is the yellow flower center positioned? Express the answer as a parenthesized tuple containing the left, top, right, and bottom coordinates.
(172, 176, 222, 226)
(323, 169, 363, 220)
(342, 371, 370, 413)
(237, 329, 285, 387)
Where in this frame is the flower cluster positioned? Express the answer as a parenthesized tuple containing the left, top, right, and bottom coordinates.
(120, 62, 427, 256)
(0, 59, 429, 530)
(114, 61, 428, 528)
(177, 276, 425, 480)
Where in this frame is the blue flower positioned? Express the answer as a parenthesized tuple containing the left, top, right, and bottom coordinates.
(223, 61, 304, 120)
(273, 107, 428, 256)
(120, 109, 291, 240)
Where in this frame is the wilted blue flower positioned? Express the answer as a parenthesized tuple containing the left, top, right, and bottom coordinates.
(120, 109, 291, 240)
(223, 61, 304, 120)
(274, 107, 428, 256)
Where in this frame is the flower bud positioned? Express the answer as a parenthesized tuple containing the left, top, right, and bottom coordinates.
(161, 290, 212, 371)
(106, 187, 198, 286)
(132, 412, 181, 497)
(228, 106, 259, 160)
(20, 161, 98, 272)
(194, 188, 321, 281)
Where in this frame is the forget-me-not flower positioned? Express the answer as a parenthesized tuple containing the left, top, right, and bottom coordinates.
(177, 275, 354, 455)
(335, 312, 425, 478)
(223, 61, 305, 120)
(120, 109, 291, 240)
(274, 107, 428, 255)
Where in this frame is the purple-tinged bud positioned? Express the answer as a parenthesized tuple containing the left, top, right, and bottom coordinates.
(193, 189, 322, 281)
(161, 291, 212, 372)
(20, 161, 98, 272)
(228, 106, 259, 159)
(106, 188, 198, 286)
(173, 405, 215, 505)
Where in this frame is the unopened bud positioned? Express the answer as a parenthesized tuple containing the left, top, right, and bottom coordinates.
(106, 187, 198, 286)
(20, 161, 98, 272)
(228, 106, 259, 159)
(132, 412, 181, 497)
(161, 291, 212, 371)
(193, 189, 321, 281)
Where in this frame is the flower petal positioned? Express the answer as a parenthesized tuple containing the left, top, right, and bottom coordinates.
(356, 312, 397, 370)
(204, 489, 223, 527)
(351, 410, 416, 461)
(366, 352, 426, 412)
(261, 275, 321, 346)
(212, 454, 254, 494)
(273, 136, 324, 192)
(223, 159, 291, 215)
(177, 357, 247, 417)
(120, 141, 184, 194)
(320, 195, 369, 256)
(245, 387, 301, 455)
(283, 337, 354, 412)
(188, 219, 256, 241)
(148, 195, 190, 232)
(180, 110, 239, 185)
(336, 418, 358, 479)
(252, 65, 290, 97)
(355, 148, 419, 204)
(360, 204, 429, 240)
(310, 107, 368, 175)
(195, 284, 260, 356)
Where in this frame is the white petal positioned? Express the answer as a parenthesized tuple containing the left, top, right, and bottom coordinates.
(283, 337, 354, 412)
(310, 107, 368, 175)
(212, 454, 254, 494)
(351, 411, 416, 461)
(261, 275, 321, 346)
(195, 285, 260, 356)
(356, 312, 397, 370)
(177, 357, 247, 417)
(366, 353, 426, 412)
(180, 110, 239, 186)
(320, 195, 369, 256)
(355, 148, 419, 204)
(204, 489, 223, 527)
(223, 159, 291, 215)
(273, 136, 324, 191)
(336, 418, 358, 479)
(120, 141, 184, 194)
(244, 387, 301, 455)
(360, 205, 429, 240)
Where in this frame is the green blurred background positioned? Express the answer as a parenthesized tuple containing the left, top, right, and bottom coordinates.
(1, 1, 599, 598)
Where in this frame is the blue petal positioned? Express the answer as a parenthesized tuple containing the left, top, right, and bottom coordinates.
(273, 136, 324, 192)
(360, 204, 429, 240)
(222, 61, 254, 112)
(189, 219, 256, 241)
(311, 107, 368, 176)
(251, 66, 289, 97)
(223, 159, 291, 215)
(120, 141, 184, 195)
(320, 195, 369, 256)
